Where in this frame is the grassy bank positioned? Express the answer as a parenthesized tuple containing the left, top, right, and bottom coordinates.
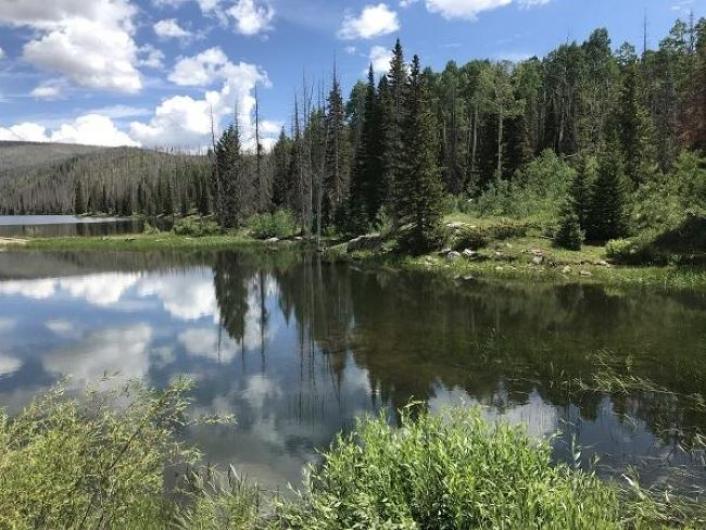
(4, 213, 706, 290)
(1, 380, 703, 529)
(325, 214, 706, 291)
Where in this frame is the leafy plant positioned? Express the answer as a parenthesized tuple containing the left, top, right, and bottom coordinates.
(247, 210, 298, 240)
(172, 216, 221, 237)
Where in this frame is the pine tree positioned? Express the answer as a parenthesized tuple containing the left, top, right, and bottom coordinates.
(384, 39, 410, 226)
(399, 55, 445, 254)
(586, 139, 628, 242)
(570, 154, 595, 230)
(323, 70, 350, 228)
(272, 128, 292, 210)
(555, 201, 584, 250)
(347, 65, 384, 234)
(215, 121, 244, 229)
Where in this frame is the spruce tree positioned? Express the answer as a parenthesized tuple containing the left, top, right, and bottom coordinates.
(586, 139, 628, 242)
(555, 201, 584, 250)
(215, 122, 244, 229)
(399, 55, 445, 254)
(323, 70, 350, 228)
(272, 128, 292, 210)
(384, 40, 409, 226)
(347, 65, 383, 235)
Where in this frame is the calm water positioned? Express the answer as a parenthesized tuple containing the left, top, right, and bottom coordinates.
(0, 248, 705, 490)
(0, 215, 169, 237)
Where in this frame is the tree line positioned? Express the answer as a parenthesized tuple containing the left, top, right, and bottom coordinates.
(2, 15, 705, 252)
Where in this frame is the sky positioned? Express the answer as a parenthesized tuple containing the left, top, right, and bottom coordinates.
(0, 0, 702, 151)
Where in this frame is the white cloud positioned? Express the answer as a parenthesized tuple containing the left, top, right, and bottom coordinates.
(132, 47, 271, 149)
(339, 3, 400, 40)
(0, 279, 58, 299)
(154, 18, 192, 38)
(0, 115, 138, 146)
(139, 44, 165, 70)
(227, 0, 275, 36)
(368, 45, 393, 74)
(59, 273, 140, 306)
(0, 0, 142, 93)
(30, 80, 65, 100)
(0, 47, 4, 59)
(178, 327, 239, 362)
(169, 47, 230, 86)
(403, 0, 548, 19)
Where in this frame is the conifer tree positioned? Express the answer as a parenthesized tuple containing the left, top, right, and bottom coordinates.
(555, 201, 584, 250)
(272, 128, 292, 210)
(215, 121, 244, 229)
(570, 154, 595, 230)
(399, 55, 445, 253)
(586, 139, 628, 241)
(347, 65, 384, 234)
(384, 40, 409, 226)
(323, 70, 350, 228)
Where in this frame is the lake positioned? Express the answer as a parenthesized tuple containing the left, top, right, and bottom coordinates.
(0, 215, 170, 237)
(0, 248, 704, 491)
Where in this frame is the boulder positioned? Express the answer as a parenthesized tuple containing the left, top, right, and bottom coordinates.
(265, 237, 280, 244)
(462, 248, 479, 260)
(532, 256, 544, 266)
(347, 233, 382, 252)
(445, 251, 462, 261)
(579, 270, 592, 277)
(561, 265, 572, 274)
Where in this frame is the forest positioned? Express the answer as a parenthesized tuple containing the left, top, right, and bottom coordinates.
(1, 15, 705, 255)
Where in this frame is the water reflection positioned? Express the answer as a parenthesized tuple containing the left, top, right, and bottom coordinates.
(0, 215, 172, 237)
(0, 249, 704, 490)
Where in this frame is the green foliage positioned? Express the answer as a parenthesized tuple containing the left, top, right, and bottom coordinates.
(247, 210, 298, 240)
(276, 407, 623, 530)
(586, 141, 628, 241)
(474, 150, 575, 222)
(173, 216, 221, 237)
(143, 220, 162, 235)
(555, 205, 584, 250)
(0, 379, 197, 529)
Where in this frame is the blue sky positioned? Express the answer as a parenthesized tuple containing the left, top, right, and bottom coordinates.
(0, 0, 701, 149)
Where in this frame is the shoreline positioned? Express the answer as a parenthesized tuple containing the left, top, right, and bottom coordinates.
(4, 231, 706, 291)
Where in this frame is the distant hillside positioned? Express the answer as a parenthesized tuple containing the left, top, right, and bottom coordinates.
(0, 141, 211, 215)
(0, 141, 108, 173)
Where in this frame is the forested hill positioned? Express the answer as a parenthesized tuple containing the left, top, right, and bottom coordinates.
(0, 142, 210, 216)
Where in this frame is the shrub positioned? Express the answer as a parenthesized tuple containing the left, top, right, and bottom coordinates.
(248, 210, 298, 240)
(555, 205, 584, 251)
(143, 220, 161, 235)
(172, 216, 221, 237)
(277, 407, 623, 529)
(0, 379, 197, 529)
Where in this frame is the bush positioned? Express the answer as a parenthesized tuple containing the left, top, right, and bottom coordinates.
(143, 220, 161, 235)
(473, 150, 575, 223)
(172, 216, 221, 237)
(277, 407, 623, 529)
(248, 210, 298, 240)
(0, 380, 196, 529)
(555, 207, 584, 251)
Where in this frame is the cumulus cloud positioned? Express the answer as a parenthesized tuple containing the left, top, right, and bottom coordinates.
(30, 80, 65, 100)
(0, 115, 138, 147)
(227, 0, 275, 36)
(139, 44, 166, 69)
(0, 354, 21, 377)
(0, 0, 142, 93)
(131, 47, 272, 149)
(154, 18, 192, 38)
(339, 3, 400, 40)
(401, 0, 549, 19)
(136, 272, 218, 321)
(0, 47, 4, 59)
(368, 45, 393, 74)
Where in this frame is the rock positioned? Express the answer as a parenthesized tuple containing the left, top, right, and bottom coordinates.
(461, 274, 476, 282)
(462, 248, 479, 260)
(595, 259, 610, 267)
(347, 233, 382, 252)
(439, 247, 452, 256)
(446, 222, 465, 230)
(445, 251, 461, 261)
(530, 248, 544, 256)
(494, 251, 504, 258)
(495, 266, 504, 272)
(579, 270, 592, 277)
(265, 237, 280, 243)
(294, 236, 303, 241)
(532, 256, 544, 266)
(561, 265, 572, 274)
